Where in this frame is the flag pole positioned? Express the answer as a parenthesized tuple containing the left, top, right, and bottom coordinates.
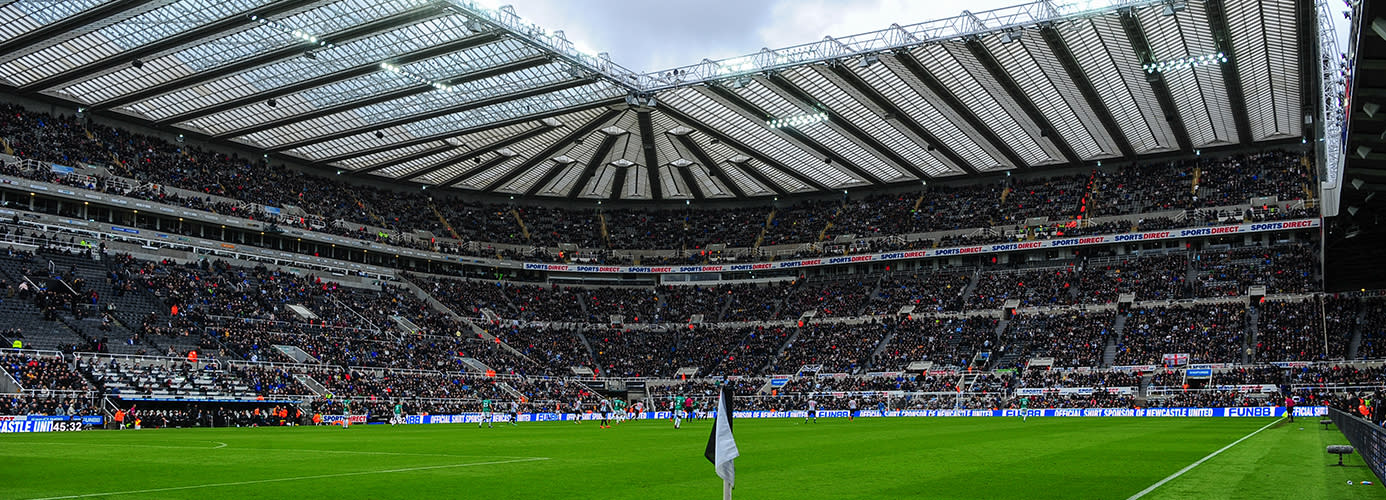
(723, 480, 733, 500)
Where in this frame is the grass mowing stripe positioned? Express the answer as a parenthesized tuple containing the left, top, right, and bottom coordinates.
(21, 457, 551, 500)
(1125, 417, 1285, 500)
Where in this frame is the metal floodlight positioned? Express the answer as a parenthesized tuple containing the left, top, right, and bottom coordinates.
(1358, 146, 1373, 159)
(130, 59, 143, 69)
(858, 54, 879, 68)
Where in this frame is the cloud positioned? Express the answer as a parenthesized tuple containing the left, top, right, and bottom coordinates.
(503, 0, 1024, 71)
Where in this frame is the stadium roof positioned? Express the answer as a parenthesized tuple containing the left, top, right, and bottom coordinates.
(0, 0, 1309, 200)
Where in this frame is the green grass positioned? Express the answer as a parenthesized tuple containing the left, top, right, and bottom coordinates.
(1, 417, 1382, 499)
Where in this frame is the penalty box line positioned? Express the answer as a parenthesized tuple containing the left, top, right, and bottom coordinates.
(1125, 417, 1284, 500)
(24, 457, 551, 500)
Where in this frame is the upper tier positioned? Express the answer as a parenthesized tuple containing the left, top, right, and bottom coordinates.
(0, 103, 1315, 265)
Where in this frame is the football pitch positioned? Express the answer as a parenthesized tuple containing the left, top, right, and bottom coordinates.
(2, 417, 1382, 500)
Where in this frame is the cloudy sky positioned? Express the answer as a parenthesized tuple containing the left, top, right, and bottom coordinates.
(494, 0, 1023, 72)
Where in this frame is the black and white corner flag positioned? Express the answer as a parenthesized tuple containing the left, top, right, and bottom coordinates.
(705, 385, 740, 489)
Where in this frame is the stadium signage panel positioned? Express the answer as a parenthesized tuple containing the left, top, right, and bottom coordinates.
(0, 416, 100, 432)
(380, 406, 1326, 426)
(518, 219, 1321, 275)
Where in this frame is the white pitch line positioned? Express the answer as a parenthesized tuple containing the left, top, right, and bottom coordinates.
(1126, 417, 1284, 500)
(211, 441, 228, 449)
(24, 457, 550, 500)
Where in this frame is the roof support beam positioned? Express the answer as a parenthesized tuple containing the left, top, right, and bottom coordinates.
(1203, 0, 1256, 145)
(348, 143, 456, 175)
(660, 105, 830, 192)
(635, 111, 665, 200)
(672, 158, 705, 200)
(675, 134, 757, 197)
(889, 52, 1029, 169)
(480, 108, 617, 194)
(607, 164, 628, 201)
(1038, 26, 1137, 159)
(268, 77, 597, 152)
(217, 56, 550, 139)
(963, 39, 1083, 166)
(0, 0, 164, 64)
(1119, 9, 1194, 152)
(762, 71, 934, 180)
(704, 84, 884, 185)
(19, 0, 325, 92)
(436, 154, 510, 188)
(823, 64, 981, 175)
(156, 33, 504, 125)
(394, 125, 555, 180)
(96, 5, 446, 111)
(565, 134, 618, 199)
(313, 98, 619, 164)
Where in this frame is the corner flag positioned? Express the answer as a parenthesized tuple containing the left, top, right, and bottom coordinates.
(705, 385, 739, 494)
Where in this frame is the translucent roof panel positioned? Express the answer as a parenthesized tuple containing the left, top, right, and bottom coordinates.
(575, 164, 618, 199)
(4, 0, 277, 89)
(1138, 2, 1240, 146)
(370, 148, 461, 178)
(277, 81, 624, 161)
(858, 56, 1007, 171)
(424, 108, 606, 188)
(334, 140, 450, 171)
(1225, 0, 1301, 140)
(732, 79, 906, 182)
(619, 165, 653, 200)
(789, 65, 959, 177)
(185, 38, 543, 137)
(909, 42, 1056, 166)
(60, 0, 430, 105)
(686, 162, 735, 198)
(661, 87, 860, 188)
(0, 0, 117, 67)
(238, 62, 575, 148)
(981, 32, 1119, 160)
(656, 114, 774, 196)
(531, 162, 585, 197)
(510, 123, 612, 195)
(656, 165, 692, 199)
(1058, 16, 1180, 154)
(0, 0, 109, 42)
(142, 15, 486, 122)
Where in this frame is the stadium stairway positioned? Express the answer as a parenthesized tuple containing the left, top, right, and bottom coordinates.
(1103, 314, 1128, 367)
(0, 364, 22, 393)
(716, 293, 734, 321)
(962, 270, 983, 304)
(573, 330, 598, 368)
(1245, 306, 1260, 364)
(866, 329, 898, 372)
(395, 275, 539, 368)
(292, 373, 329, 396)
(1349, 306, 1367, 359)
(761, 326, 803, 374)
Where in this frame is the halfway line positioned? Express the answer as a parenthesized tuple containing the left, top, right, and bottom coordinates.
(24, 457, 550, 500)
(1125, 417, 1284, 500)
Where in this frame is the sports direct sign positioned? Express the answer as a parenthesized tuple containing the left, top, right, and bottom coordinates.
(519, 219, 1320, 274)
